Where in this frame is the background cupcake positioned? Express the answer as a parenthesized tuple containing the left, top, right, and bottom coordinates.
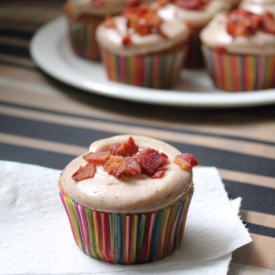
(96, 2, 191, 89)
(59, 135, 198, 264)
(167, 0, 234, 68)
(64, 0, 153, 60)
(200, 8, 275, 91)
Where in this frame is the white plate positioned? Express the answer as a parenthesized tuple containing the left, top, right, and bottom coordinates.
(30, 16, 275, 108)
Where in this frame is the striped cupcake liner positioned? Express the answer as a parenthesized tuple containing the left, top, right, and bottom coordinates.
(203, 47, 275, 92)
(68, 16, 101, 60)
(59, 182, 194, 264)
(100, 47, 186, 89)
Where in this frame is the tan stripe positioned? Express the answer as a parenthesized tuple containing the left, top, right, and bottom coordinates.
(0, 133, 85, 156)
(240, 210, 275, 229)
(0, 37, 30, 47)
(1, 88, 275, 145)
(219, 169, 275, 189)
(232, 234, 275, 270)
(1, 104, 275, 161)
(0, 54, 35, 67)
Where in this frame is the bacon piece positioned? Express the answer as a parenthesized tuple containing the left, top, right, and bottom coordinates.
(104, 156, 141, 178)
(109, 143, 121, 155)
(72, 163, 96, 181)
(122, 33, 132, 45)
(83, 151, 110, 165)
(116, 136, 139, 157)
(262, 12, 275, 34)
(138, 148, 168, 167)
(226, 9, 275, 38)
(174, 153, 198, 170)
(152, 170, 165, 179)
(121, 157, 141, 177)
(136, 154, 158, 175)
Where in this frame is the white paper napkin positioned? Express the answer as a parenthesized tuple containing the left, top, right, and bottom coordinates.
(0, 161, 252, 274)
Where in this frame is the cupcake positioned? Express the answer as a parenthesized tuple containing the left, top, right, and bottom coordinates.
(59, 135, 198, 264)
(63, 0, 153, 60)
(200, 8, 275, 91)
(96, 2, 191, 89)
(166, 0, 233, 68)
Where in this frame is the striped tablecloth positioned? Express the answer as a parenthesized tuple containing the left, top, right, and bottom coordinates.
(1, 1, 275, 273)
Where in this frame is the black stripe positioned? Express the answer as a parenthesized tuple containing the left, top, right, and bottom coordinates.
(245, 223, 275, 238)
(1, 115, 275, 178)
(0, 44, 30, 58)
(1, 101, 275, 147)
(224, 179, 275, 215)
(0, 29, 34, 40)
(0, 143, 72, 170)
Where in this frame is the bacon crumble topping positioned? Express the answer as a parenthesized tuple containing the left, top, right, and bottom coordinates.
(227, 9, 275, 38)
(103, 0, 169, 46)
(72, 137, 198, 182)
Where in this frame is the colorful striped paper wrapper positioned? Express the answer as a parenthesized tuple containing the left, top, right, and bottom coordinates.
(59, 181, 194, 264)
(100, 47, 186, 89)
(203, 46, 275, 92)
(68, 16, 101, 60)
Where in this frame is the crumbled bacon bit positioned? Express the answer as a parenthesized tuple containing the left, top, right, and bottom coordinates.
(136, 154, 159, 175)
(71, 136, 198, 182)
(72, 163, 96, 181)
(123, 3, 165, 38)
(227, 9, 275, 38)
(109, 143, 121, 155)
(83, 151, 110, 165)
(122, 33, 132, 45)
(152, 170, 165, 179)
(174, 153, 198, 170)
(104, 156, 141, 178)
(116, 136, 139, 156)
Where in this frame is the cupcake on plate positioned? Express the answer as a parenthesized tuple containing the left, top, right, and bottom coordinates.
(166, 0, 234, 68)
(63, 0, 153, 60)
(59, 135, 198, 264)
(95, 2, 191, 89)
(200, 8, 275, 91)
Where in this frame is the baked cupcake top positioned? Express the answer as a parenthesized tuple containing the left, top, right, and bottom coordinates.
(240, 0, 275, 15)
(65, 0, 153, 16)
(96, 3, 190, 56)
(60, 135, 197, 213)
(163, 0, 232, 28)
(200, 9, 275, 55)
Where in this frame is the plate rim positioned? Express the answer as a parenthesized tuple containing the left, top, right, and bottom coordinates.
(30, 16, 275, 108)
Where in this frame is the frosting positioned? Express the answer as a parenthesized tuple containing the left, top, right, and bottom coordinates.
(61, 135, 193, 213)
(240, 0, 275, 15)
(67, 0, 153, 16)
(96, 4, 190, 56)
(165, 1, 232, 28)
(200, 12, 275, 55)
